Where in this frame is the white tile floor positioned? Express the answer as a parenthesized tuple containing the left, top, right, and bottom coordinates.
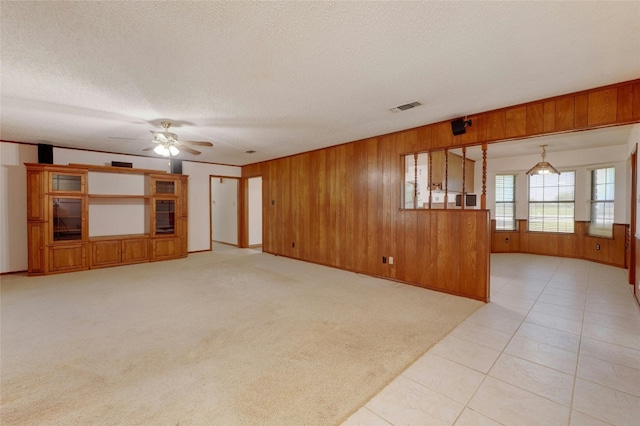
(343, 253, 640, 426)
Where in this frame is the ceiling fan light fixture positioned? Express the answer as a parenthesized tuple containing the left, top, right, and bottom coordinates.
(154, 144, 171, 157)
(526, 145, 560, 175)
(168, 145, 179, 156)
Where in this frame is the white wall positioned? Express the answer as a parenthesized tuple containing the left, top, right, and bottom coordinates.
(182, 161, 241, 252)
(0, 142, 241, 272)
(0, 143, 39, 272)
(211, 177, 239, 245)
(248, 176, 263, 245)
(486, 144, 628, 224)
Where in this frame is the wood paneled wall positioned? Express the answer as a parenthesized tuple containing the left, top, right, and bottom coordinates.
(492, 221, 628, 268)
(242, 79, 640, 302)
(244, 135, 490, 301)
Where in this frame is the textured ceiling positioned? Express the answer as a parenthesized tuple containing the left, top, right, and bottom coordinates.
(1, 1, 639, 166)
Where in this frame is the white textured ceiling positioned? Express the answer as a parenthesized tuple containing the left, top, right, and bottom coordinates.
(1, 1, 639, 166)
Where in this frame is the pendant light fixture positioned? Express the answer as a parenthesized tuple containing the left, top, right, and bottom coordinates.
(526, 144, 560, 175)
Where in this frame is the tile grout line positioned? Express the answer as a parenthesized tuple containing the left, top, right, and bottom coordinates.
(451, 259, 566, 425)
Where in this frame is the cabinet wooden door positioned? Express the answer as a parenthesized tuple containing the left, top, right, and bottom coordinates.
(122, 238, 149, 264)
(27, 222, 46, 274)
(49, 244, 88, 273)
(27, 170, 46, 221)
(91, 240, 121, 268)
(152, 238, 178, 260)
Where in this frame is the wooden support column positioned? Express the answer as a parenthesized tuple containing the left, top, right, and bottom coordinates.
(462, 146, 467, 210)
(481, 143, 487, 209)
(444, 149, 449, 209)
(428, 151, 433, 209)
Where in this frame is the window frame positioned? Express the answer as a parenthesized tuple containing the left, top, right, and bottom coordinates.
(527, 171, 576, 234)
(495, 174, 516, 231)
(589, 166, 615, 238)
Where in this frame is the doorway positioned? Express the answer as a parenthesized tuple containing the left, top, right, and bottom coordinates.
(210, 176, 239, 247)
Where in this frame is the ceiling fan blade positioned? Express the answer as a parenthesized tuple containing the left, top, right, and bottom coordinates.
(181, 140, 213, 146)
(142, 144, 158, 151)
(179, 146, 202, 155)
(108, 136, 149, 141)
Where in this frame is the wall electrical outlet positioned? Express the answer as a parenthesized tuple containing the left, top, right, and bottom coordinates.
(596, 244, 601, 250)
(389, 257, 394, 265)
(382, 256, 387, 264)
(505, 238, 509, 243)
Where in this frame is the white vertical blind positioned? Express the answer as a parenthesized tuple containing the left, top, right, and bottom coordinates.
(528, 171, 575, 233)
(495, 174, 516, 230)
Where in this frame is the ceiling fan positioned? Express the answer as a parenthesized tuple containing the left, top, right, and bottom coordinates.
(111, 121, 213, 156)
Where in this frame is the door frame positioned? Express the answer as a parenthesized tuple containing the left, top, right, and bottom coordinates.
(209, 175, 241, 250)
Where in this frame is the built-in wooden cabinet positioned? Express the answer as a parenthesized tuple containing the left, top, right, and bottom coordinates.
(26, 163, 188, 275)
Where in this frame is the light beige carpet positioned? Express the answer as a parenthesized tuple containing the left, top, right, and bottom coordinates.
(1, 248, 482, 425)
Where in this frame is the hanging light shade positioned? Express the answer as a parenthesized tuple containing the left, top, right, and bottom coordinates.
(153, 143, 180, 157)
(526, 145, 560, 175)
(154, 144, 171, 157)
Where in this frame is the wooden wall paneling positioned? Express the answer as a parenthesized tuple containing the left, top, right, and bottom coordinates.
(554, 97, 574, 131)
(416, 212, 432, 286)
(366, 138, 381, 276)
(405, 127, 423, 154)
(505, 106, 527, 138)
(336, 144, 348, 268)
(613, 224, 627, 266)
(526, 103, 545, 135)
(344, 143, 357, 271)
(477, 211, 490, 301)
(617, 84, 634, 122)
(486, 111, 506, 141)
(281, 157, 289, 258)
(575, 94, 589, 128)
(399, 210, 415, 283)
(460, 115, 479, 145)
(491, 220, 626, 267)
(354, 141, 369, 273)
(633, 82, 640, 119)
(326, 146, 338, 267)
(380, 135, 396, 278)
(543, 101, 556, 132)
(588, 88, 617, 126)
(474, 114, 488, 144)
(291, 156, 302, 259)
(433, 122, 453, 149)
(459, 213, 478, 297)
(301, 154, 310, 260)
(435, 211, 460, 294)
(320, 149, 331, 264)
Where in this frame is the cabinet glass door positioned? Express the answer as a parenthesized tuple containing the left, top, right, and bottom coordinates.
(155, 180, 175, 194)
(53, 198, 83, 241)
(155, 200, 175, 235)
(52, 174, 82, 192)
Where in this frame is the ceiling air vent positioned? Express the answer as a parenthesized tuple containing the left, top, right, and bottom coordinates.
(390, 101, 422, 113)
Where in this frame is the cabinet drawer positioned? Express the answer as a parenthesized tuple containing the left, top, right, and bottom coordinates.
(122, 238, 149, 264)
(49, 244, 88, 273)
(91, 240, 121, 267)
(152, 238, 178, 260)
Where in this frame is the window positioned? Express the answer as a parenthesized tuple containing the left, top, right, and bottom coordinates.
(495, 174, 516, 230)
(528, 171, 575, 233)
(402, 152, 428, 209)
(590, 167, 615, 237)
